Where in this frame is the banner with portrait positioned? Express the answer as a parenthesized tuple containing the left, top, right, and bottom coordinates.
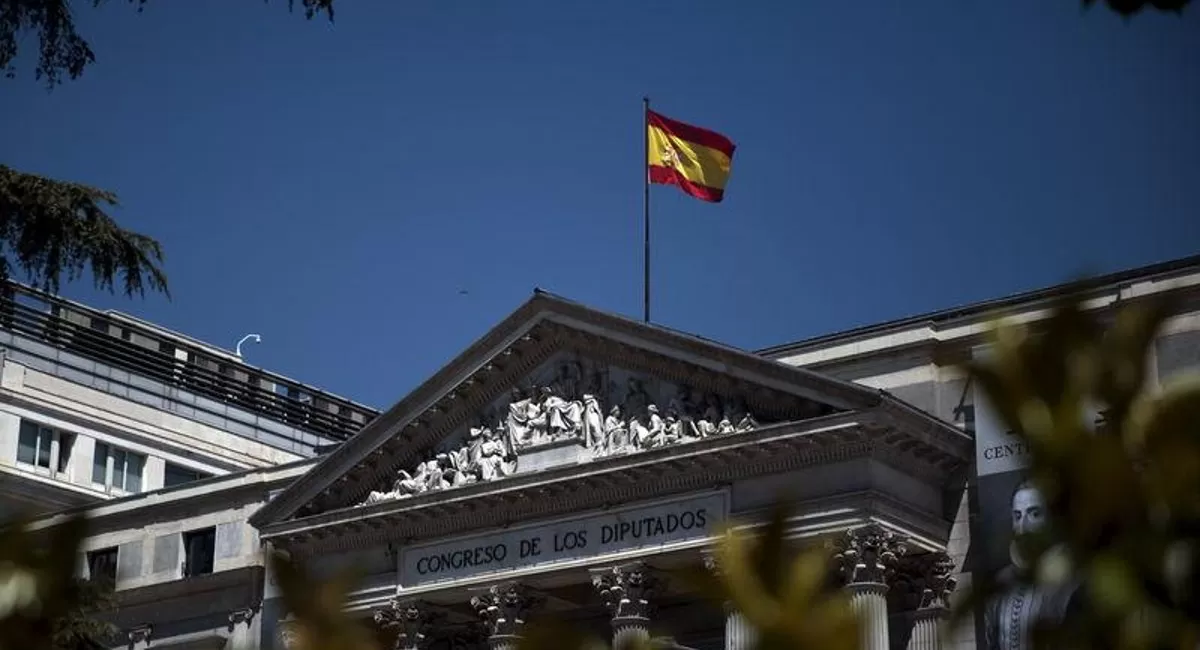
(970, 346, 1082, 650)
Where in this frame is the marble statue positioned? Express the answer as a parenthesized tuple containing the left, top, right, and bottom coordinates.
(717, 415, 735, 435)
(477, 426, 516, 481)
(538, 386, 582, 442)
(358, 358, 770, 506)
(363, 463, 429, 504)
(629, 411, 651, 449)
(643, 405, 667, 448)
(736, 411, 758, 432)
(604, 405, 630, 453)
(506, 387, 539, 447)
(582, 394, 605, 449)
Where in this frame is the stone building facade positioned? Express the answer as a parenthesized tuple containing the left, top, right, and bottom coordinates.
(0, 283, 377, 519)
(16, 254, 1200, 650)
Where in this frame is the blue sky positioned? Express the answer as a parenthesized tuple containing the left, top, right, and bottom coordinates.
(2, 1, 1197, 408)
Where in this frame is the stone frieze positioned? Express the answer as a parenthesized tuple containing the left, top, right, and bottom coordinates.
(360, 354, 765, 506)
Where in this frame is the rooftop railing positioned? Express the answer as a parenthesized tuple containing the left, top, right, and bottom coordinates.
(0, 284, 379, 441)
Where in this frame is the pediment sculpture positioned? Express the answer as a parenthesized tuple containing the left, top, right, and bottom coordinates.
(361, 357, 763, 506)
(363, 421, 517, 505)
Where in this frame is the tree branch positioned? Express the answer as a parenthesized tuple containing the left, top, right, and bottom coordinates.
(0, 165, 169, 298)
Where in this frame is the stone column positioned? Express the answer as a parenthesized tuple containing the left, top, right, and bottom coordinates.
(375, 599, 442, 650)
(702, 553, 755, 650)
(907, 553, 957, 650)
(592, 562, 664, 649)
(834, 525, 906, 650)
(470, 582, 544, 650)
(228, 606, 259, 650)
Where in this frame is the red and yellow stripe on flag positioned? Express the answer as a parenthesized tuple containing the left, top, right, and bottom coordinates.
(647, 110, 736, 203)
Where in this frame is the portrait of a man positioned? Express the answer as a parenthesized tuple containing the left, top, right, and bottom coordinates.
(982, 479, 1080, 650)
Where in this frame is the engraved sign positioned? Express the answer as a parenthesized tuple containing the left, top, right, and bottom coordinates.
(399, 492, 727, 587)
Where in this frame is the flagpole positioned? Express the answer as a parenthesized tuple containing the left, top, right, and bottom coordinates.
(642, 96, 651, 324)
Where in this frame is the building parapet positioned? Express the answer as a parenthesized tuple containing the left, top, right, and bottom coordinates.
(761, 255, 1200, 367)
(0, 283, 380, 446)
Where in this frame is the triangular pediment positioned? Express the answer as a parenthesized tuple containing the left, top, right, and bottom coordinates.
(250, 291, 906, 527)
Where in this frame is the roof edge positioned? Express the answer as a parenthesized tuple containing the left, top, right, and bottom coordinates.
(20, 458, 315, 531)
(251, 289, 894, 528)
(249, 291, 556, 528)
(758, 253, 1200, 358)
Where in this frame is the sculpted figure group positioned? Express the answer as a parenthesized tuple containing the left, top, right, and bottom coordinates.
(363, 420, 516, 505)
(361, 360, 762, 506)
(589, 381, 760, 456)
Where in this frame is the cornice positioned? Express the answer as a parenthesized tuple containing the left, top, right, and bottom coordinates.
(265, 416, 868, 553)
(114, 566, 264, 611)
(869, 399, 973, 463)
(317, 328, 564, 515)
(758, 261, 1200, 360)
(262, 409, 968, 556)
(726, 488, 947, 551)
(250, 304, 557, 528)
(783, 284, 1200, 375)
(255, 290, 963, 529)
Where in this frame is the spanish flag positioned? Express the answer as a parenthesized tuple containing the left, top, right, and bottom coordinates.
(647, 110, 736, 203)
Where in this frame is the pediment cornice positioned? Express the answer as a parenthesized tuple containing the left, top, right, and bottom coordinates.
(295, 321, 849, 518)
(251, 292, 972, 529)
(259, 409, 967, 556)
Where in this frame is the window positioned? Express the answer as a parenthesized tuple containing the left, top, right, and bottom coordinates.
(164, 463, 210, 488)
(86, 547, 118, 585)
(17, 420, 50, 468)
(182, 527, 216, 577)
(57, 434, 74, 473)
(17, 420, 73, 475)
(92, 442, 145, 493)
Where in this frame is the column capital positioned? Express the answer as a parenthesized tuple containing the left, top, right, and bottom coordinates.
(591, 561, 665, 623)
(376, 598, 443, 650)
(470, 582, 544, 644)
(913, 552, 958, 612)
(833, 524, 906, 587)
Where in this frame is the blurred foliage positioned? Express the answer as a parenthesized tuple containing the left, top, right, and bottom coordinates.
(0, 165, 169, 298)
(1083, 0, 1191, 15)
(955, 292, 1200, 650)
(215, 291, 1200, 650)
(49, 579, 119, 650)
(519, 504, 860, 650)
(0, 0, 333, 300)
(1, 0, 334, 87)
(0, 514, 117, 650)
(0, 0, 1187, 88)
(682, 505, 859, 650)
(268, 550, 377, 650)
